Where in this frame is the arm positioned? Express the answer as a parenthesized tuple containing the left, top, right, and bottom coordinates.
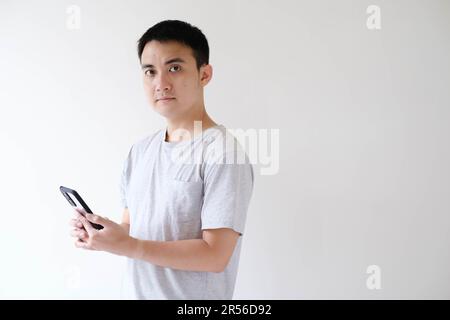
(74, 213, 240, 273)
(129, 228, 240, 273)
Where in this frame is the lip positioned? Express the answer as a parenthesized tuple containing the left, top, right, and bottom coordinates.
(157, 97, 175, 102)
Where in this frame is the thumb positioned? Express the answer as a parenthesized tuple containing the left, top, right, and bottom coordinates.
(85, 213, 110, 226)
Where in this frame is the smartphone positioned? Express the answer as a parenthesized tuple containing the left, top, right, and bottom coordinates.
(59, 186, 104, 230)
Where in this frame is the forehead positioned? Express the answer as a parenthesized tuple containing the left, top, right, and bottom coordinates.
(141, 40, 195, 65)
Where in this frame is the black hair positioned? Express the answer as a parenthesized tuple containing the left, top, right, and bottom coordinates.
(137, 20, 209, 70)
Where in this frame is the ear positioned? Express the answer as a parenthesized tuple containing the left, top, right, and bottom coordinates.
(199, 64, 213, 87)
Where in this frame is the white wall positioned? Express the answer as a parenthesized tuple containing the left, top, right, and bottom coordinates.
(1, 0, 449, 299)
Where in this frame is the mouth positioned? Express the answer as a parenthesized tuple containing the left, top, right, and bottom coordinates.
(156, 97, 176, 102)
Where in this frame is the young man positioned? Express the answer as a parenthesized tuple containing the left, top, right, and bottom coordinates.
(69, 20, 254, 299)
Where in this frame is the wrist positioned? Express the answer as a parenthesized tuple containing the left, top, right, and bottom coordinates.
(127, 236, 142, 260)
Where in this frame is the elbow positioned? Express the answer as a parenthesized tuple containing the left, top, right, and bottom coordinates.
(211, 258, 231, 274)
(205, 242, 233, 273)
(212, 265, 225, 274)
(212, 264, 224, 274)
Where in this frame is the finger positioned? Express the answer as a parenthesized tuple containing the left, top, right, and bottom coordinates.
(73, 207, 87, 218)
(73, 212, 87, 231)
(85, 213, 110, 227)
(75, 239, 92, 250)
(70, 229, 88, 239)
(70, 228, 81, 237)
(69, 219, 83, 228)
(74, 207, 87, 214)
(78, 214, 95, 235)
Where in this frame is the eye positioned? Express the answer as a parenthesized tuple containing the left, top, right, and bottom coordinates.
(144, 69, 155, 77)
(169, 65, 181, 72)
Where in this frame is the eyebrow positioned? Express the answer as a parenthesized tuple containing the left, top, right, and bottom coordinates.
(141, 58, 186, 69)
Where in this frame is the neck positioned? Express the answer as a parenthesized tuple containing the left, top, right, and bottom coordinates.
(165, 106, 217, 142)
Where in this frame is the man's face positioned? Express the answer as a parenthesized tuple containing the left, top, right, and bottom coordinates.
(140, 40, 212, 120)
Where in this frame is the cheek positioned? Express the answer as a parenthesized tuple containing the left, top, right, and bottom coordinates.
(143, 85, 156, 106)
(177, 79, 196, 97)
(143, 82, 155, 98)
(143, 79, 152, 91)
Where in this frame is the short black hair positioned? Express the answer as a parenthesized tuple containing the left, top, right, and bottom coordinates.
(137, 20, 209, 70)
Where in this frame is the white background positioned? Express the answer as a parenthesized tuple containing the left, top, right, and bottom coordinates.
(0, 0, 449, 299)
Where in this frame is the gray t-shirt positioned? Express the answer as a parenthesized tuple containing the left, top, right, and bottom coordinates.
(119, 124, 254, 299)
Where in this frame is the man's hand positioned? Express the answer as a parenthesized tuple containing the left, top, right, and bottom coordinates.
(69, 208, 137, 257)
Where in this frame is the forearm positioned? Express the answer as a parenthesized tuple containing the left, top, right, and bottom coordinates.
(127, 238, 223, 273)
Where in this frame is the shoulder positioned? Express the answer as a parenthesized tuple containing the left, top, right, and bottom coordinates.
(203, 125, 252, 165)
(129, 128, 163, 156)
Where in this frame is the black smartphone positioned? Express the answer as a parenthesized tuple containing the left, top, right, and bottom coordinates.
(59, 186, 104, 230)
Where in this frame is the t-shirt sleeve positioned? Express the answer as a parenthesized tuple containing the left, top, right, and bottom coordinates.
(119, 145, 134, 209)
(200, 153, 254, 236)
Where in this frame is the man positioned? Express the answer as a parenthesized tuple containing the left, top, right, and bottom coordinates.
(69, 20, 254, 299)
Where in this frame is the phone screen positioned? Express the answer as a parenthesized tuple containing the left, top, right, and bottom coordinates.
(60, 186, 103, 230)
(66, 193, 87, 214)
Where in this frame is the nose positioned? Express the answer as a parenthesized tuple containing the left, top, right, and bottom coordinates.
(155, 73, 172, 93)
